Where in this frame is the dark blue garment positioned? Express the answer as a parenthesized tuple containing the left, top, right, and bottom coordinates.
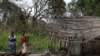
(8, 36, 16, 54)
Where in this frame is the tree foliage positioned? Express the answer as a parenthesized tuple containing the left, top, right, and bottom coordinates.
(0, 0, 27, 32)
(48, 0, 66, 16)
(69, 0, 100, 16)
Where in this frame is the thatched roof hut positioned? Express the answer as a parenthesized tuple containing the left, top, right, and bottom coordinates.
(48, 16, 100, 43)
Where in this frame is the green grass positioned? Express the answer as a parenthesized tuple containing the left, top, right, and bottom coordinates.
(0, 30, 9, 51)
(0, 30, 50, 51)
(0, 30, 60, 52)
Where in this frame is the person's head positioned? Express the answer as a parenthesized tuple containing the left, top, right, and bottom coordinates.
(22, 31, 25, 36)
(11, 31, 14, 37)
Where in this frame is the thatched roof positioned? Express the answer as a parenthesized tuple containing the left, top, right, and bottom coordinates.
(49, 16, 100, 42)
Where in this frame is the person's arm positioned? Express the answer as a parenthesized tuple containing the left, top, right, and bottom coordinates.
(8, 36, 10, 41)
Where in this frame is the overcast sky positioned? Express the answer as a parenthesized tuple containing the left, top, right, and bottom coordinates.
(10, 0, 72, 8)
(5, 0, 72, 22)
(9, 0, 72, 16)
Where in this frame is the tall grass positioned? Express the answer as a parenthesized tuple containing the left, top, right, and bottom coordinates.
(0, 30, 60, 52)
(0, 30, 50, 51)
(0, 30, 8, 51)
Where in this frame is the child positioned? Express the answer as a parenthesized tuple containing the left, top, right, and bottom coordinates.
(19, 32, 27, 56)
(8, 31, 16, 55)
(20, 32, 25, 45)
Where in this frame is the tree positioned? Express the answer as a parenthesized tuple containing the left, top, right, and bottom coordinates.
(48, 0, 66, 16)
(0, 0, 49, 33)
(69, 0, 100, 16)
(67, 0, 84, 18)
(46, 0, 67, 52)
(16, 0, 49, 32)
(21, 0, 48, 32)
(0, 0, 27, 31)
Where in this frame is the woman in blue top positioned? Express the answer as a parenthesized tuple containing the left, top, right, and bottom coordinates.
(8, 31, 16, 55)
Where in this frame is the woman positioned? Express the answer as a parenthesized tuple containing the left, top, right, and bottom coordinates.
(19, 32, 27, 56)
(8, 31, 16, 55)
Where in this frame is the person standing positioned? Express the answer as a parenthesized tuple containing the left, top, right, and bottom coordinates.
(20, 32, 25, 45)
(8, 31, 16, 55)
(19, 32, 27, 56)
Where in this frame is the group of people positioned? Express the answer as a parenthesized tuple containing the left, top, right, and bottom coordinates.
(8, 31, 29, 56)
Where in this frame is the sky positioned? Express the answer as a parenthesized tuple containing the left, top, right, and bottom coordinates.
(9, 0, 72, 17)
(64, 0, 72, 4)
(0, 0, 72, 22)
(10, 0, 72, 9)
(12, 0, 72, 6)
